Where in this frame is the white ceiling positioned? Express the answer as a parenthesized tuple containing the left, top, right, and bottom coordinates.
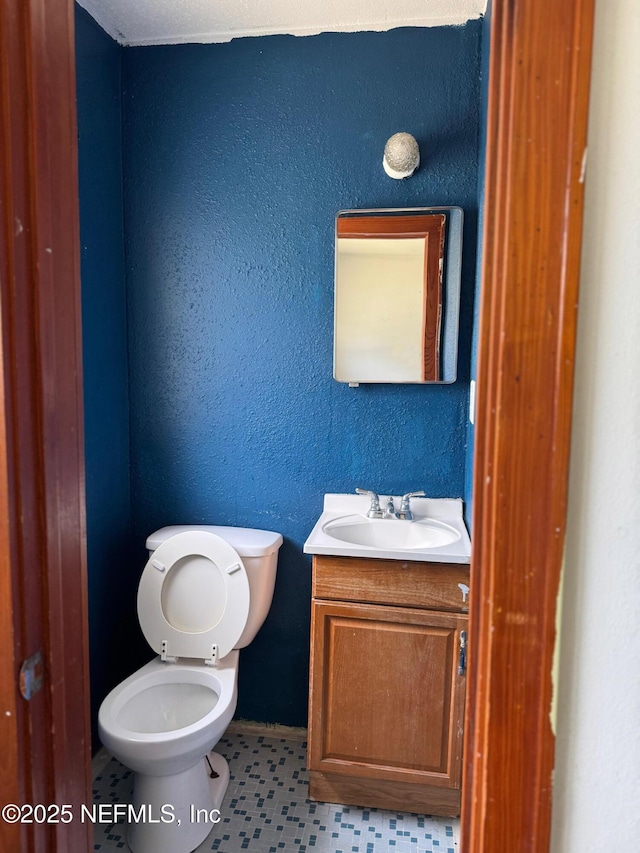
(77, 0, 487, 47)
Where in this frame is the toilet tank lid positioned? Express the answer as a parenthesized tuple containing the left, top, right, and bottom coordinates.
(145, 525, 283, 557)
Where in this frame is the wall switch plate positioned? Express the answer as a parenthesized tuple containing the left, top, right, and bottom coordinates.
(469, 379, 476, 425)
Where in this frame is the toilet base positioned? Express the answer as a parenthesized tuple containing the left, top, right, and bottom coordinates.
(127, 751, 230, 853)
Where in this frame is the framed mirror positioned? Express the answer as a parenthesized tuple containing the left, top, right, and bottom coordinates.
(334, 207, 463, 385)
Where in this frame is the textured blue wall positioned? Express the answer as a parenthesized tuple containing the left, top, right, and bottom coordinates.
(75, 5, 136, 746)
(121, 24, 481, 726)
(464, 3, 491, 530)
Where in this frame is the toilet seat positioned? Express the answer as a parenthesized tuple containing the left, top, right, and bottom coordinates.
(137, 531, 250, 665)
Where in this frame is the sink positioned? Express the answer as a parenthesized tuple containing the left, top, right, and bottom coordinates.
(323, 515, 460, 550)
(304, 494, 471, 563)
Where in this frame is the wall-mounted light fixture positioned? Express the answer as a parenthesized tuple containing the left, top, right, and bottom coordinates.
(383, 132, 420, 179)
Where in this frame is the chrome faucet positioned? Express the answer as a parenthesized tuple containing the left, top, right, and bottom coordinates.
(355, 488, 384, 518)
(356, 488, 425, 520)
(397, 491, 426, 520)
(383, 496, 398, 519)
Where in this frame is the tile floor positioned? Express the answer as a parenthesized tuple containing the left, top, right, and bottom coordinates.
(92, 731, 459, 852)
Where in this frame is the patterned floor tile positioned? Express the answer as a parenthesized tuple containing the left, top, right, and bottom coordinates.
(92, 732, 459, 852)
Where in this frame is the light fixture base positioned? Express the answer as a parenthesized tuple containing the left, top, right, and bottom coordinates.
(383, 132, 420, 179)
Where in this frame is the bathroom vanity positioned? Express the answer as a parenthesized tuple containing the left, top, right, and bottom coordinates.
(304, 494, 471, 817)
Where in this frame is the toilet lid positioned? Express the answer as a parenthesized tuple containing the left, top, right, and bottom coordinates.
(137, 530, 250, 663)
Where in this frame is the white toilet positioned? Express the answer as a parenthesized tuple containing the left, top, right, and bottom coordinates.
(98, 524, 282, 853)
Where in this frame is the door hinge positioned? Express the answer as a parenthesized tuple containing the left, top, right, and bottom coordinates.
(161, 640, 177, 663)
(458, 631, 467, 676)
(19, 650, 44, 700)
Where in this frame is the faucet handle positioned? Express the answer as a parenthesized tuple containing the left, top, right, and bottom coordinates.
(355, 488, 384, 518)
(399, 491, 426, 520)
(401, 490, 426, 504)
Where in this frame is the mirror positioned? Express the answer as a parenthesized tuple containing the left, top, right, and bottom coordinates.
(334, 207, 463, 384)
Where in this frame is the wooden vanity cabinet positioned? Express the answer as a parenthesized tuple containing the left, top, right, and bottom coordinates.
(307, 555, 469, 817)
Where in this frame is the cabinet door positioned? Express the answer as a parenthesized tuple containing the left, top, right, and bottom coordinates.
(308, 600, 467, 790)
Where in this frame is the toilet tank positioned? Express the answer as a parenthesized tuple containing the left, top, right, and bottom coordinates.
(146, 525, 282, 649)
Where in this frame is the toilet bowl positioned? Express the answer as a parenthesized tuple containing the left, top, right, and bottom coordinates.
(98, 653, 238, 776)
(98, 525, 282, 853)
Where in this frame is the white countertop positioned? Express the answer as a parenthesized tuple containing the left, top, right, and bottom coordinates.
(303, 493, 471, 563)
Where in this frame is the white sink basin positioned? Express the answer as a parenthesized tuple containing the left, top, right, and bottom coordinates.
(304, 494, 471, 563)
(323, 515, 460, 550)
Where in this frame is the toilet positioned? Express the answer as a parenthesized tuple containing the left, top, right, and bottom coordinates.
(98, 525, 282, 853)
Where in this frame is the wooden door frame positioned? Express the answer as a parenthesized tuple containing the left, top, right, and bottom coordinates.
(0, 0, 594, 850)
(0, 0, 92, 849)
(462, 0, 594, 850)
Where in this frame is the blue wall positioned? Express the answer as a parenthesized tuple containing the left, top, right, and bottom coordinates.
(464, 3, 491, 530)
(75, 6, 136, 744)
(121, 24, 481, 727)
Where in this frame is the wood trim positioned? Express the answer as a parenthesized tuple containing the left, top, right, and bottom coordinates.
(0, 6, 26, 850)
(336, 213, 444, 238)
(0, 0, 92, 849)
(0, 212, 21, 853)
(312, 555, 470, 613)
(422, 222, 445, 381)
(0, 4, 51, 847)
(309, 770, 461, 817)
(462, 1, 595, 851)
